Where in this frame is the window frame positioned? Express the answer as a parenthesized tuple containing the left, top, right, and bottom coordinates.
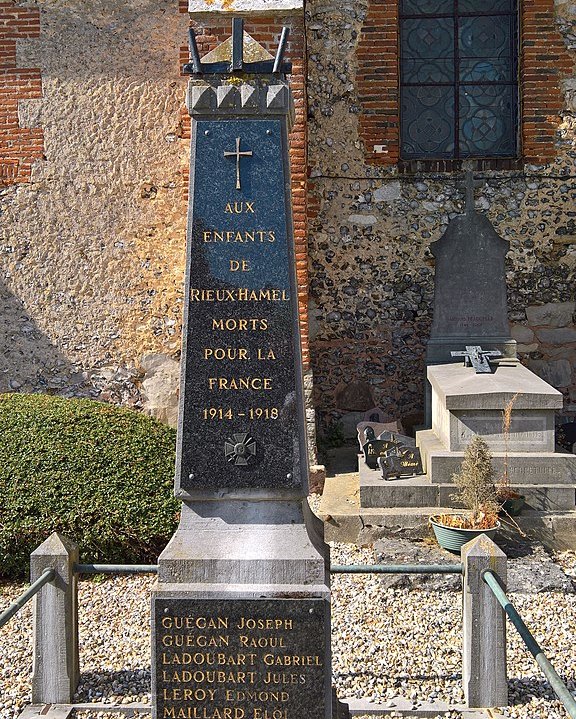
(398, 0, 521, 164)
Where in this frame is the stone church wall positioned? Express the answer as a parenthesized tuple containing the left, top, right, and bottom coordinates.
(306, 0, 576, 436)
(0, 0, 189, 423)
(1, 0, 575, 453)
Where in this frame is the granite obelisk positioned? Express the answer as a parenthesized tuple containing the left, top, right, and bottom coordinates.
(152, 22, 337, 719)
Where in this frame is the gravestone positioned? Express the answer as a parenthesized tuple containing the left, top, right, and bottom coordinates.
(426, 173, 516, 365)
(152, 23, 340, 719)
(424, 173, 517, 424)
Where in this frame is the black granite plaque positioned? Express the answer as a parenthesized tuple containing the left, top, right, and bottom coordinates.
(362, 439, 399, 470)
(177, 118, 303, 493)
(153, 598, 327, 719)
(377, 447, 423, 480)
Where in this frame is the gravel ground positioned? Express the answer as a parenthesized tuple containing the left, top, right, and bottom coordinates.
(1, 545, 575, 719)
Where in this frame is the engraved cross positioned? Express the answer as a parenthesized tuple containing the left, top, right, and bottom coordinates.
(224, 137, 253, 191)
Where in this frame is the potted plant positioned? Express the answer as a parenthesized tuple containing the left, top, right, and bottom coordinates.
(496, 393, 525, 516)
(430, 435, 501, 553)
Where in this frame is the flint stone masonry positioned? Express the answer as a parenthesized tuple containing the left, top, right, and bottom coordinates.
(305, 0, 576, 429)
(529, 358, 574, 389)
(0, 0, 575, 432)
(140, 353, 180, 428)
(535, 326, 576, 344)
(511, 325, 535, 344)
(526, 302, 575, 327)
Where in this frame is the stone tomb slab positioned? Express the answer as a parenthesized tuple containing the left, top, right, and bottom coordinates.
(429, 363, 563, 411)
(429, 363, 562, 453)
(417, 429, 576, 485)
(152, 596, 327, 719)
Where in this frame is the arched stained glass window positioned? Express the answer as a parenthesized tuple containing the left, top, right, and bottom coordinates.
(400, 0, 519, 160)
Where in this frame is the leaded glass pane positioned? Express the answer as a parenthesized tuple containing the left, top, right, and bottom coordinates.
(459, 0, 511, 12)
(402, 18, 454, 61)
(459, 16, 512, 60)
(400, 0, 453, 15)
(459, 58, 512, 82)
(401, 86, 455, 158)
(459, 85, 517, 156)
(400, 0, 518, 159)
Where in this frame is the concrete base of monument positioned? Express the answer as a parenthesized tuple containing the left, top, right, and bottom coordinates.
(152, 499, 349, 719)
(318, 474, 576, 550)
(344, 696, 488, 717)
(157, 499, 329, 584)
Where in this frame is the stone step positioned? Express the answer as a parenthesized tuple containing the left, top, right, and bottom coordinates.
(318, 474, 576, 550)
(359, 469, 575, 511)
(417, 429, 576, 485)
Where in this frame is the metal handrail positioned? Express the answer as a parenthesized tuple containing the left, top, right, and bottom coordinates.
(483, 569, 576, 719)
(0, 568, 55, 629)
(331, 563, 462, 574)
(74, 564, 158, 574)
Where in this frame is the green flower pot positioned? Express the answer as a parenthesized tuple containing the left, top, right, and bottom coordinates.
(429, 517, 500, 555)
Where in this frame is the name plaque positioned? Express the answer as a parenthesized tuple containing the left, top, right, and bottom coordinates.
(177, 118, 302, 493)
(153, 598, 326, 719)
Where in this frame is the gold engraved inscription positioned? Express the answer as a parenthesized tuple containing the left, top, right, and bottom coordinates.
(191, 289, 288, 302)
(212, 319, 268, 331)
(224, 201, 255, 214)
(203, 230, 275, 243)
(236, 618, 293, 630)
(162, 617, 228, 629)
(204, 348, 249, 361)
(163, 708, 246, 718)
(208, 378, 272, 391)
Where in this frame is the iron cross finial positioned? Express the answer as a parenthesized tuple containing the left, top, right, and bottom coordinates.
(224, 137, 253, 191)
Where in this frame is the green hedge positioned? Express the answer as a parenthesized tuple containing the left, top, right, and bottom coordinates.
(0, 393, 179, 579)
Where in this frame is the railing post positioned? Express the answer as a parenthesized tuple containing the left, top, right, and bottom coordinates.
(30, 532, 79, 703)
(462, 534, 508, 709)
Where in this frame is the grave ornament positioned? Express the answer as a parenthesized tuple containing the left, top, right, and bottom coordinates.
(378, 445, 423, 481)
(450, 345, 503, 374)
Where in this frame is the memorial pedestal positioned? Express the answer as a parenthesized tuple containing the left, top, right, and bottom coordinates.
(152, 29, 340, 719)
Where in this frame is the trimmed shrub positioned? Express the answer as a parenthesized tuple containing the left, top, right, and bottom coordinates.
(0, 393, 179, 579)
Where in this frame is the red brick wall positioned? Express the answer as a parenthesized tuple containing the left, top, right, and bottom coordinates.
(179, 12, 309, 369)
(0, 0, 42, 185)
(356, 0, 399, 166)
(355, 0, 574, 166)
(521, 1, 574, 162)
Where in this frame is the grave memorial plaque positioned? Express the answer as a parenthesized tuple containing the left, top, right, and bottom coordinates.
(154, 598, 326, 719)
(177, 117, 302, 494)
(377, 447, 423, 480)
(362, 438, 400, 470)
(426, 172, 516, 366)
